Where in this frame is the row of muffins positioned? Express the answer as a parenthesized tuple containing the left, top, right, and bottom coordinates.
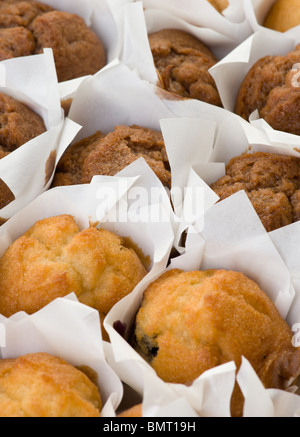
(1, 0, 300, 417)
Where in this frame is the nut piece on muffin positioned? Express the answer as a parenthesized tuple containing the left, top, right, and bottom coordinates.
(130, 268, 300, 417)
(148, 28, 222, 106)
(0, 352, 102, 417)
(0, 214, 148, 338)
(235, 45, 300, 135)
(0, 0, 106, 82)
(264, 0, 300, 32)
(210, 151, 300, 232)
(52, 125, 171, 189)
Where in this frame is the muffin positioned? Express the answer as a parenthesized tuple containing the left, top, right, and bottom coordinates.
(264, 0, 300, 32)
(0, 214, 148, 338)
(52, 124, 171, 188)
(210, 151, 300, 232)
(0, 91, 46, 209)
(207, 0, 229, 13)
(148, 28, 222, 106)
(235, 44, 300, 135)
(131, 268, 300, 417)
(0, 0, 106, 82)
(0, 352, 102, 417)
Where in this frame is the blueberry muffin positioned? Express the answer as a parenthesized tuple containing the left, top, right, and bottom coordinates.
(0, 352, 102, 417)
(131, 268, 300, 416)
(52, 125, 171, 188)
(148, 28, 222, 106)
(0, 0, 106, 82)
(235, 45, 300, 135)
(210, 151, 300, 232)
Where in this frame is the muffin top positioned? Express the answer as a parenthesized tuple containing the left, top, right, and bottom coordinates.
(0, 0, 106, 82)
(0, 214, 148, 326)
(148, 28, 222, 106)
(235, 45, 300, 135)
(52, 125, 171, 188)
(0, 352, 102, 417)
(210, 151, 300, 232)
(131, 268, 300, 416)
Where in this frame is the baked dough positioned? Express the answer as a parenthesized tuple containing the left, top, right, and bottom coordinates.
(131, 269, 300, 416)
(0, 352, 102, 417)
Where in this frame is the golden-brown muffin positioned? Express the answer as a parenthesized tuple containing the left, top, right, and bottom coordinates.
(118, 403, 142, 417)
(0, 352, 102, 417)
(52, 125, 171, 189)
(0, 0, 106, 82)
(148, 28, 222, 106)
(0, 215, 148, 339)
(210, 151, 300, 232)
(264, 0, 300, 32)
(131, 269, 300, 417)
(207, 0, 229, 13)
(235, 45, 300, 135)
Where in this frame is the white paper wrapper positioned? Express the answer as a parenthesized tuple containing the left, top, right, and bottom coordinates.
(104, 186, 295, 416)
(0, 295, 123, 416)
(121, 0, 252, 84)
(0, 49, 80, 219)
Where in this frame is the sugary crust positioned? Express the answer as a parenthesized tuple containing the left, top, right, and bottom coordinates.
(132, 269, 300, 416)
(0, 1, 106, 82)
(52, 125, 171, 188)
(0, 352, 102, 417)
(210, 151, 300, 232)
(235, 45, 300, 135)
(0, 215, 147, 323)
(148, 28, 222, 106)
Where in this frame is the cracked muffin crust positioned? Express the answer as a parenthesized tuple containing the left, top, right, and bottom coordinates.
(131, 268, 300, 417)
(210, 151, 300, 232)
(235, 45, 300, 135)
(0, 352, 102, 417)
(0, 214, 148, 339)
(148, 28, 222, 106)
(0, 91, 46, 155)
(52, 125, 171, 188)
(0, 0, 106, 82)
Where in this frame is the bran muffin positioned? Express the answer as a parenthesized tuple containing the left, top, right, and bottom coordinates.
(131, 268, 300, 417)
(0, 214, 148, 339)
(52, 125, 171, 188)
(0, 352, 102, 417)
(0, 91, 46, 154)
(235, 44, 300, 135)
(0, 0, 106, 82)
(210, 151, 300, 232)
(148, 28, 222, 106)
(264, 0, 300, 32)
